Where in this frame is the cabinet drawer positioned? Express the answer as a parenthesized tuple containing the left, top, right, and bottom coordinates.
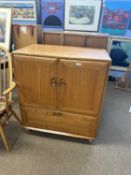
(21, 107, 97, 138)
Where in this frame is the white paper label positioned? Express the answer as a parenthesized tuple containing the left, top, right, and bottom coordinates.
(76, 63, 82, 66)
(20, 26, 27, 34)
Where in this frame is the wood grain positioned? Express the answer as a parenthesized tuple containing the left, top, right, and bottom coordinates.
(86, 35, 108, 49)
(13, 44, 110, 140)
(44, 33, 63, 45)
(43, 31, 109, 49)
(13, 25, 42, 49)
(64, 34, 86, 47)
(13, 44, 111, 62)
(21, 106, 97, 138)
(13, 55, 58, 110)
(59, 59, 109, 116)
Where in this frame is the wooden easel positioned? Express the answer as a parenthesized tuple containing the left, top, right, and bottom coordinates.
(114, 63, 131, 91)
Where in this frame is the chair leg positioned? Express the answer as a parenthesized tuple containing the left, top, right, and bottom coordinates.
(10, 108, 22, 125)
(0, 123, 10, 152)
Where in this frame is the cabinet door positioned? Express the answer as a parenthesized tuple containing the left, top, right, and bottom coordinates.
(14, 55, 58, 110)
(59, 59, 109, 116)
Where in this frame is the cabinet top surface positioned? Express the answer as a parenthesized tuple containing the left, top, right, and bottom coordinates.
(13, 44, 111, 61)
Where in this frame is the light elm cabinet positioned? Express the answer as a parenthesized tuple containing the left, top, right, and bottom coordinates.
(13, 44, 111, 140)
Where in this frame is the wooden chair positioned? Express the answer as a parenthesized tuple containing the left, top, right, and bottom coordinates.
(0, 46, 21, 151)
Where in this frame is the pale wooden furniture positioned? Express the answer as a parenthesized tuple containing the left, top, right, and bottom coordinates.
(13, 24, 42, 49)
(44, 32, 63, 45)
(13, 44, 111, 141)
(64, 33, 86, 47)
(43, 31, 108, 49)
(85, 34, 108, 49)
(0, 46, 21, 151)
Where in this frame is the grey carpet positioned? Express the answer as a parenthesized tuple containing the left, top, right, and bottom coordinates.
(0, 82, 131, 175)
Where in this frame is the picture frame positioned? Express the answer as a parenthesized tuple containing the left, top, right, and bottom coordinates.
(100, 1, 131, 36)
(128, 11, 131, 30)
(108, 37, 131, 69)
(0, 1, 37, 22)
(0, 8, 12, 50)
(41, 0, 64, 31)
(64, 0, 102, 32)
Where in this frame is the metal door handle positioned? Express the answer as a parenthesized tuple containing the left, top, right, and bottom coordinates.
(50, 78, 57, 87)
(60, 79, 66, 87)
(53, 111, 62, 116)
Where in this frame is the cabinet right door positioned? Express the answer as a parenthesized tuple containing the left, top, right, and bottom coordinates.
(59, 59, 109, 116)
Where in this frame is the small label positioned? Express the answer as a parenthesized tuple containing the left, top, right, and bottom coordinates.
(76, 63, 82, 66)
(20, 26, 27, 33)
(129, 106, 131, 113)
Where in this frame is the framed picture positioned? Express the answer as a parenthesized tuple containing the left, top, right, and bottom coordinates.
(128, 11, 131, 30)
(0, 1, 37, 22)
(41, 0, 64, 31)
(64, 0, 102, 32)
(0, 8, 12, 50)
(101, 1, 131, 36)
(108, 37, 131, 68)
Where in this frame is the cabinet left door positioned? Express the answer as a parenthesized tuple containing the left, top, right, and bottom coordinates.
(13, 55, 58, 111)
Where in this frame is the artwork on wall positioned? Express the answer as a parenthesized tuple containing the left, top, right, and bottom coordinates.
(108, 37, 131, 68)
(128, 11, 131, 30)
(0, 1, 37, 23)
(64, 0, 102, 32)
(0, 8, 12, 50)
(41, 0, 64, 31)
(101, 1, 131, 36)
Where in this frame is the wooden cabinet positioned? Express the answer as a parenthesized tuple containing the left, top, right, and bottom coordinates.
(59, 60, 108, 116)
(13, 25, 42, 49)
(64, 34, 86, 47)
(44, 32, 63, 45)
(44, 31, 108, 49)
(13, 44, 111, 140)
(85, 35, 108, 49)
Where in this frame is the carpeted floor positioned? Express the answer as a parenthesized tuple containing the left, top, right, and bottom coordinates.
(0, 82, 131, 175)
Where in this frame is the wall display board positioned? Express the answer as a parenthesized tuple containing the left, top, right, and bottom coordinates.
(100, 0, 131, 37)
(0, 8, 12, 50)
(108, 37, 131, 67)
(41, 0, 64, 31)
(64, 0, 102, 32)
(0, 1, 37, 24)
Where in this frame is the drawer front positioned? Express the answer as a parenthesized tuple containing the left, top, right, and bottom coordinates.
(21, 107, 97, 138)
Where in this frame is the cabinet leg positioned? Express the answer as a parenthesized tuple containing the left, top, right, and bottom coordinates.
(89, 139, 94, 143)
(25, 128, 30, 133)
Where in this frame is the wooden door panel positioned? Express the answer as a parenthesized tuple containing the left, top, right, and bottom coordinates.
(59, 60, 108, 116)
(14, 55, 58, 110)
